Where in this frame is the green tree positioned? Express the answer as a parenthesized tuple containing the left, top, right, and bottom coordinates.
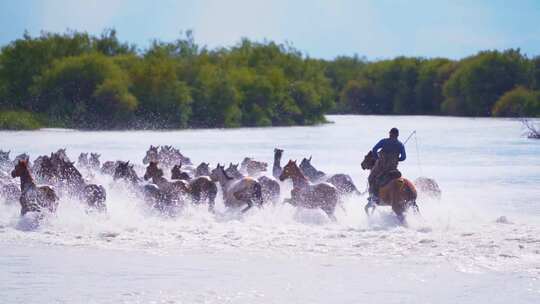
(442, 49, 529, 116)
(492, 86, 540, 117)
(31, 53, 137, 128)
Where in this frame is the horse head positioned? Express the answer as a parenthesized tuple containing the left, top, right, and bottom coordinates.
(78, 153, 89, 166)
(279, 160, 302, 181)
(196, 162, 210, 177)
(274, 148, 284, 159)
(361, 151, 376, 170)
(143, 145, 159, 164)
(225, 163, 243, 179)
(210, 163, 233, 182)
(89, 153, 101, 168)
(11, 159, 29, 178)
(0, 150, 10, 162)
(114, 161, 140, 183)
(170, 164, 188, 180)
(144, 161, 163, 181)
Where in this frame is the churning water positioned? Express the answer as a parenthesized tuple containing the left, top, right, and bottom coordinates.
(1, 115, 539, 303)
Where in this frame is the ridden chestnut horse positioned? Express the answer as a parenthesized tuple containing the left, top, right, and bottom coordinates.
(210, 164, 263, 213)
(279, 160, 339, 220)
(361, 151, 419, 221)
(11, 160, 59, 216)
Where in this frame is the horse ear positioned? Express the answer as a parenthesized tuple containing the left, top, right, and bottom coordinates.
(308, 156, 312, 162)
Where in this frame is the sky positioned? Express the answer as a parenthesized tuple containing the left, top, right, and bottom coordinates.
(1, 0, 539, 60)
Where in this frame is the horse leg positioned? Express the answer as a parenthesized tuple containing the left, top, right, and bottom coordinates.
(241, 200, 253, 213)
(410, 201, 420, 214)
(364, 203, 376, 216)
(392, 202, 407, 224)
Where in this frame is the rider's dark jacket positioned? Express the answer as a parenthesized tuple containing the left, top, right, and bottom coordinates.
(372, 138, 406, 161)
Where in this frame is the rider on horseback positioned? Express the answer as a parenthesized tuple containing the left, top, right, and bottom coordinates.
(367, 128, 406, 205)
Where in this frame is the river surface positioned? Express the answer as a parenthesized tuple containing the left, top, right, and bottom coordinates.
(1, 115, 540, 303)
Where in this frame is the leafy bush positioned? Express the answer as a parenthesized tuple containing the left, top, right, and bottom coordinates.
(0, 110, 42, 130)
(492, 87, 540, 117)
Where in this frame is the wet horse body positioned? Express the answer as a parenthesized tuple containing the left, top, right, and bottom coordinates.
(210, 164, 263, 212)
(144, 162, 189, 209)
(299, 157, 360, 196)
(143, 145, 193, 168)
(11, 160, 59, 216)
(226, 163, 280, 204)
(170, 164, 217, 211)
(50, 153, 107, 211)
(361, 151, 418, 221)
(279, 160, 338, 220)
(114, 161, 170, 210)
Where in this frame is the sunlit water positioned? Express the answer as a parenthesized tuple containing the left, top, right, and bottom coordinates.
(1, 115, 539, 303)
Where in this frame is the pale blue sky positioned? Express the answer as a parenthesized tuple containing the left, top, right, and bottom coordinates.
(1, 0, 539, 59)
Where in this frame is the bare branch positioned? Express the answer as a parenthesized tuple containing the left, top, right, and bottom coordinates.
(521, 119, 540, 139)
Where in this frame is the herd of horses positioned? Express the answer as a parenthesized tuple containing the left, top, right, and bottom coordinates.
(0, 146, 441, 224)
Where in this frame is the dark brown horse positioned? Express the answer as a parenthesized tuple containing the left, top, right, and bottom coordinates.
(170, 164, 217, 211)
(279, 160, 338, 220)
(50, 152, 107, 211)
(144, 162, 189, 207)
(361, 151, 419, 221)
(113, 161, 170, 211)
(171, 164, 191, 180)
(11, 160, 59, 216)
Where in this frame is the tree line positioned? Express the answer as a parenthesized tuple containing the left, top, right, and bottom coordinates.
(0, 30, 539, 130)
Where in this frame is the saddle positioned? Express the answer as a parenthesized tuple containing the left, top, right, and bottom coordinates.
(377, 169, 402, 188)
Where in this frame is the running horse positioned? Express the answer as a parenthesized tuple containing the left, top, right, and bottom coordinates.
(210, 164, 263, 213)
(11, 160, 59, 216)
(361, 151, 419, 221)
(279, 160, 339, 220)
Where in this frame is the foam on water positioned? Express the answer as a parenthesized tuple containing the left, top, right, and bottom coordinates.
(1, 115, 540, 302)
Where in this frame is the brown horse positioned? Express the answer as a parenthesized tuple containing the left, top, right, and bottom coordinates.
(171, 164, 191, 180)
(210, 164, 263, 213)
(361, 151, 419, 221)
(50, 152, 107, 211)
(144, 162, 189, 204)
(226, 163, 280, 204)
(11, 160, 59, 216)
(170, 163, 218, 212)
(279, 160, 338, 220)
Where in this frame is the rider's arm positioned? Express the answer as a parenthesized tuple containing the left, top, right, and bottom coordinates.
(372, 139, 384, 159)
(398, 143, 406, 161)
